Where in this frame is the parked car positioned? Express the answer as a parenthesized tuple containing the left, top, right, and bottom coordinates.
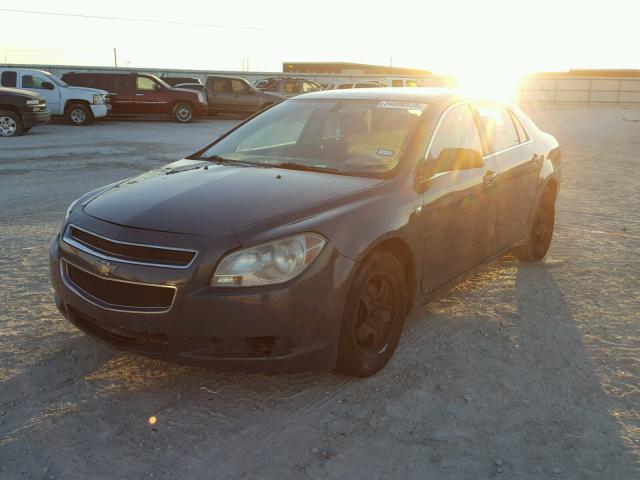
(160, 76, 202, 87)
(205, 75, 284, 115)
(62, 72, 207, 123)
(253, 77, 322, 97)
(0, 87, 50, 137)
(50, 88, 560, 377)
(326, 81, 384, 90)
(378, 77, 420, 88)
(0, 68, 109, 126)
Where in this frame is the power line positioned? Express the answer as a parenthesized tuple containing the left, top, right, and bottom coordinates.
(0, 8, 290, 32)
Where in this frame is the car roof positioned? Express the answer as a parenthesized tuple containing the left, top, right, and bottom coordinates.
(291, 87, 458, 103)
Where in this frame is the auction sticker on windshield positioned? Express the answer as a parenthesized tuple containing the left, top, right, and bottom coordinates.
(376, 101, 427, 110)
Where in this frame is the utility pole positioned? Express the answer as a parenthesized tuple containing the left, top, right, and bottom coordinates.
(389, 57, 393, 74)
(113, 48, 118, 68)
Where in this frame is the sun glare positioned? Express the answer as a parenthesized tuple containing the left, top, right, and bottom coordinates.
(453, 67, 526, 102)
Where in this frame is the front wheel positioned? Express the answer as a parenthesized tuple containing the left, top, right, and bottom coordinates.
(173, 103, 193, 123)
(336, 251, 408, 377)
(0, 110, 23, 137)
(66, 103, 93, 126)
(513, 187, 556, 262)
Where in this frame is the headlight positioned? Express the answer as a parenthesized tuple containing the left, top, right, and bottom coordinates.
(197, 92, 207, 104)
(92, 94, 105, 105)
(211, 233, 326, 287)
(26, 99, 40, 106)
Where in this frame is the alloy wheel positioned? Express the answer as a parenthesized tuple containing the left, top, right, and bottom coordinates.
(0, 115, 17, 137)
(70, 108, 86, 124)
(354, 273, 396, 354)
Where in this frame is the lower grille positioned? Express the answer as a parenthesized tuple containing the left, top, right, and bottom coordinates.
(63, 261, 176, 313)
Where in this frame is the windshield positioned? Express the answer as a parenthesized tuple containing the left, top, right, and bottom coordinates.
(44, 72, 68, 87)
(199, 99, 427, 176)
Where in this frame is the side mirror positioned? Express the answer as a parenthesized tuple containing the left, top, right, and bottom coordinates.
(432, 147, 483, 175)
(154, 83, 163, 91)
(41, 81, 55, 91)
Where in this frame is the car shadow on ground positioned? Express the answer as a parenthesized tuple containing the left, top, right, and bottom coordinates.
(1, 259, 638, 478)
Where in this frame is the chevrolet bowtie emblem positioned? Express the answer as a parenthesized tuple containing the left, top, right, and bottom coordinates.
(96, 260, 117, 276)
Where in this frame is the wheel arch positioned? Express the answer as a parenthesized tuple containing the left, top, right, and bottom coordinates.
(357, 236, 417, 313)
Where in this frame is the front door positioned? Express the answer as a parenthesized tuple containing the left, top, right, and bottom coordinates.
(420, 104, 500, 292)
(230, 79, 261, 113)
(19, 71, 60, 114)
(134, 76, 169, 114)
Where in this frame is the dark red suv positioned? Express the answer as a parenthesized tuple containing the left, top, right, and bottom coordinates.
(62, 72, 208, 122)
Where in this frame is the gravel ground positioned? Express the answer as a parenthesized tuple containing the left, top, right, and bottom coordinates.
(0, 108, 639, 479)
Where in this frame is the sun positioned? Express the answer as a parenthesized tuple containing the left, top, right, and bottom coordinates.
(453, 66, 527, 101)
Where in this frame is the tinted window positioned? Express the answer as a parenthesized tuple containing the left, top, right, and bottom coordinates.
(475, 104, 520, 154)
(1, 71, 17, 88)
(284, 80, 300, 94)
(231, 79, 250, 93)
(212, 79, 231, 92)
(22, 74, 49, 89)
(392, 80, 403, 87)
(428, 105, 483, 167)
(510, 111, 529, 143)
(110, 76, 134, 92)
(337, 83, 353, 89)
(137, 76, 158, 91)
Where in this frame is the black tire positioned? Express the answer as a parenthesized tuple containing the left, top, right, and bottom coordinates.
(513, 187, 556, 262)
(0, 110, 24, 137)
(173, 103, 193, 123)
(336, 251, 408, 377)
(66, 103, 93, 126)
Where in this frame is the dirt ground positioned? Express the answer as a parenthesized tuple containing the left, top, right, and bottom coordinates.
(1, 107, 639, 479)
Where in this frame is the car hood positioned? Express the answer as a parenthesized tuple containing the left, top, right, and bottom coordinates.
(83, 159, 382, 236)
(0, 87, 43, 100)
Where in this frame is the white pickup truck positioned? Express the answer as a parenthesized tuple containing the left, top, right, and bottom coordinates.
(0, 68, 110, 125)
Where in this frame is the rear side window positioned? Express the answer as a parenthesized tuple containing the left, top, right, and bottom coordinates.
(110, 76, 134, 92)
(211, 79, 231, 92)
(392, 80, 403, 87)
(475, 104, 520, 154)
(428, 105, 483, 169)
(510, 111, 529, 143)
(284, 80, 300, 94)
(337, 83, 353, 89)
(1, 71, 17, 87)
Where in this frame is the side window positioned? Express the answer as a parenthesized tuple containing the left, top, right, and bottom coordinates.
(22, 74, 49, 89)
(302, 82, 317, 93)
(475, 103, 520, 154)
(392, 79, 403, 87)
(231, 79, 250, 93)
(1, 71, 17, 88)
(337, 83, 352, 89)
(407, 80, 419, 87)
(509, 111, 529, 143)
(136, 76, 158, 91)
(212, 79, 231, 92)
(284, 80, 301, 94)
(111, 76, 134, 92)
(428, 105, 483, 171)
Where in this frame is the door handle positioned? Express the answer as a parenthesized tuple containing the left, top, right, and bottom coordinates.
(483, 170, 499, 184)
(136, 93, 144, 96)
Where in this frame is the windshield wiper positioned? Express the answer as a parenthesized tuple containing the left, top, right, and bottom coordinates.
(203, 155, 269, 168)
(273, 162, 350, 175)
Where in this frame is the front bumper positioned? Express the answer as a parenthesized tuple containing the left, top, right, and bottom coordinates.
(90, 104, 109, 119)
(22, 110, 51, 128)
(49, 220, 355, 372)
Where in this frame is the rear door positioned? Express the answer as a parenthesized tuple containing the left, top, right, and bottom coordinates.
(107, 75, 136, 114)
(207, 77, 233, 112)
(474, 103, 539, 251)
(420, 103, 500, 291)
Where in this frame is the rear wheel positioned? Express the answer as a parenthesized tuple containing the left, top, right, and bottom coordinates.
(336, 251, 408, 377)
(66, 103, 93, 126)
(0, 110, 23, 137)
(173, 103, 193, 123)
(513, 187, 556, 262)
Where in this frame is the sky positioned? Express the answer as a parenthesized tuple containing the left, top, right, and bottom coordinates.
(1, 0, 639, 79)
